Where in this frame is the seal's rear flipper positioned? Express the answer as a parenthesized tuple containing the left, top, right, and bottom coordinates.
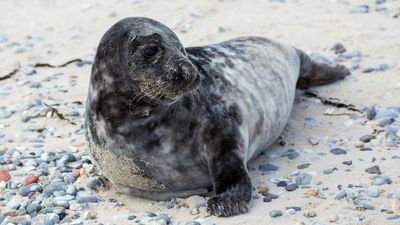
(296, 49, 350, 89)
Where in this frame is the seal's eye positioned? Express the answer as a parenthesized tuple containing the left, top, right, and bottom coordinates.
(142, 46, 159, 58)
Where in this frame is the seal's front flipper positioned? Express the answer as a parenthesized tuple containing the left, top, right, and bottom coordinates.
(296, 49, 350, 89)
(207, 152, 252, 217)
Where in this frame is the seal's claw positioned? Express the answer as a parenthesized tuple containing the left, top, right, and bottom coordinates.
(207, 191, 249, 217)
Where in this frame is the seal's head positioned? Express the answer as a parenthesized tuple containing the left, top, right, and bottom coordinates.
(93, 17, 200, 105)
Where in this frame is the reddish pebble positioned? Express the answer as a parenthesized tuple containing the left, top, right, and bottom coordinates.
(23, 175, 39, 185)
(72, 169, 80, 178)
(297, 163, 311, 169)
(0, 169, 11, 182)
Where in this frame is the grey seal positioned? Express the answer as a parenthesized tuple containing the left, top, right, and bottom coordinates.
(85, 17, 349, 217)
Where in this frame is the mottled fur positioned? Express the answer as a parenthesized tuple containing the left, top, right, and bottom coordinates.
(85, 17, 349, 217)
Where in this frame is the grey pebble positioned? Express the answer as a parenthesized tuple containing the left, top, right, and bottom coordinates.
(323, 168, 337, 174)
(285, 183, 299, 191)
(378, 118, 395, 127)
(330, 43, 346, 54)
(372, 176, 392, 185)
(351, 5, 369, 13)
(342, 160, 352, 166)
(19, 183, 42, 196)
(359, 134, 374, 143)
(20, 66, 36, 75)
(387, 215, 400, 220)
(365, 106, 377, 120)
(76, 191, 98, 203)
(330, 148, 347, 155)
(43, 181, 67, 196)
(367, 188, 381, 198)
(295, 173, 312, 185)
(259, 163, 279, 172)
(26, 203, 41, 214)
(365, 165, 381, 175)
(269, 210, 283, 218)
(341, 50, 361, 58)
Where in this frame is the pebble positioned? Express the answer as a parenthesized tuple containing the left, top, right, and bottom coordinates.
(259, 163, 279, 172)
(83, 211, 97, 220)
(269, 210, 283, 218)
(342, 160, 352, 165)
(366, 106, 377, 120)
(308, 135, 320, 145)
(23, 175, 39, 185)
(387, 215, 400, 220)
(359, 134, 374, 143)
(285, 183, 299, 191)
(341, 50, 361, 58)
(20, 66, 36, 75)
(44, 181, 67, 196)
(368, 188, 381, 198)
(295, 173, 312, 185)
(19, 183, 42, 196)
(76, 191, 98, 203)
(378, 118, 395, 127)
(303, 211, 317, 218)
(0, 169, 11, 181)
(330, 148, 347, 155)
(351, 5, 369, 13)
(87, 177, 105, 191)
(328, 214, 339, 222)
(281, 149, 299, 160)
(27, 203, 42, 214)
(372, 176, 392, 185)
(323, 168, 337, 174)
(365, 165, 381, 174)
(330, 43, 346, 54)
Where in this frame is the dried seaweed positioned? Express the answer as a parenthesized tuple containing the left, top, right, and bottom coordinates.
(304, 91, 362, 113)
(43, 103, 77, 125)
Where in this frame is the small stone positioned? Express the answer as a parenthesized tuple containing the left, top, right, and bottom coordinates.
(46, 213, 60, 224)
(23, 175, 39, 185)
(87, 177, 105, 191)
(303, 211, 317, 218)
(0, 169, 11, 182)
(297, 163, 311, 169)
(341, 50, 361, 58)
(330, 43, 346, 54)
(52, 206, 66, 215)
(329, 214, 339, 222)
(372, 176, 392, 185)
(26, 203, 41, 214)
(308, 135, 320, 145)
(359, 135, 374, 143)
(378, 118, 395, 127)
(335, 189, 347, 200)
(357, 201, 375, 210)
(277, 180, 287, 187)
(368, 188, 381, 198)
(83, 211, 97, 220)
(269, 210, 283, 218)
(259, 163, 279, 172)
(366, 106, 377, 120)
(285, 183, 299, 191)
(286, 206, 301, 211)
(365, 165, 381, 175)
(387, 215, 400, 220)
(304, 189, 318, 197)
(351, 5, 369, 13)
(76, 191, 98, 203)
(20, 66, 36, 75)
(330, 148, 347, 155)
(342, 160, 352, 166)
(43, 181, 67, 196)
(19, 183, 42, 196)
(354, 215, 365, 221)
(323, 168, 337, 174)
(295, 173, 313, 185)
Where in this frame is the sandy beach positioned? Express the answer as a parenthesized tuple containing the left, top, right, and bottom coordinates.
(0, 0, 400, 224)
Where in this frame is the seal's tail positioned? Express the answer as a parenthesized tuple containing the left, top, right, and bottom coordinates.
(295, 49, 350, 89)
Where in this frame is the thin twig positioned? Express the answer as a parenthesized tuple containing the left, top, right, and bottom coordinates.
(304, 91, 362, 113)
(0, 67, 20, 81)
(43, 103, 77, 125)
(0, 58, 83, 81)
